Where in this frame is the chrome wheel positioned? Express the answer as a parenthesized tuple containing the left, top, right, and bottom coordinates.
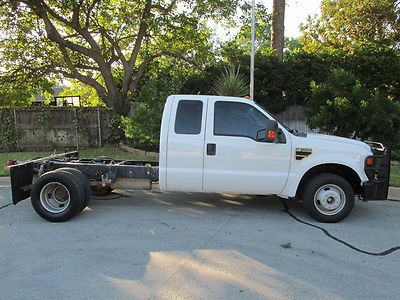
(40, 182, 71, 214)
(313, 184, 346, 216)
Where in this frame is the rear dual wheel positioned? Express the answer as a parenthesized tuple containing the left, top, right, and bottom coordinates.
(31, 168, 91, 222)
(57, 168, 92, 211)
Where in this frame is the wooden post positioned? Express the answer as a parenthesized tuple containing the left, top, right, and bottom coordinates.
(97, 108, 102, 148)
(13, 108, 19, 149)
(75, 108, 79, 150)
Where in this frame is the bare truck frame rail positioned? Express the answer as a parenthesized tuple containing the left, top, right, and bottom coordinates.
(10, 151, 159, 207)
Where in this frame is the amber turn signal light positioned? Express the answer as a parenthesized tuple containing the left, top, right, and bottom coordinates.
(365, 157, 374, 167)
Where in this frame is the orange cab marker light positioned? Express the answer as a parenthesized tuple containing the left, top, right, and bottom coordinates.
(267, 131, 276, 139)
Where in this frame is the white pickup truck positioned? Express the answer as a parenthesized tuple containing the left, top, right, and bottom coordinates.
(10, 95, 390, 223)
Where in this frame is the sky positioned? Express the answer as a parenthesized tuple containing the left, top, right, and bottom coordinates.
(215, 0, 322, 40)
(264, 0, 322, 37)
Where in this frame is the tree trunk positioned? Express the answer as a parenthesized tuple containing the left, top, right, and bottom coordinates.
(271, 0, 285, 61)
(101, 92, 130, 116)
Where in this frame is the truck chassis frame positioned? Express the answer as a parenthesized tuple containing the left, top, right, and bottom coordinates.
(10, 151, 159, 205)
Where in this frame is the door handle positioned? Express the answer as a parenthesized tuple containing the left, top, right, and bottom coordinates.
(207, 143, 216, 156)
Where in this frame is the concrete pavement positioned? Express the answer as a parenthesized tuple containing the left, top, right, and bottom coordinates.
(0, 177, 399, 299)
(389, 187, 400, 201)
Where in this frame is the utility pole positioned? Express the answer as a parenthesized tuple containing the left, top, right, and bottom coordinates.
(250, 0, 256, 100)
(271, 0, 285, 61)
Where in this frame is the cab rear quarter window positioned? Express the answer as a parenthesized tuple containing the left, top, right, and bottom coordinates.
(174, 100, 203, 134)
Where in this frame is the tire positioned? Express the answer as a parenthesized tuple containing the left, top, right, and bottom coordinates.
(54, 168, 92, 211)
(302, 173, 355, 223)
(31, 171, 85, 222)
(91, 186, 113, 196)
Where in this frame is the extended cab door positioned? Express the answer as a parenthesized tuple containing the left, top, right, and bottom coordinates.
(203, 98, 292, 195)
(165, 96, 207, 191)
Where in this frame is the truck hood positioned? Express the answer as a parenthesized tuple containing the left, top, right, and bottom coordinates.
(306, 133, 372, 153)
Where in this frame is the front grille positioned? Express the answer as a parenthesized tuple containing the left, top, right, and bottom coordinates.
(364, 147, 391, 200)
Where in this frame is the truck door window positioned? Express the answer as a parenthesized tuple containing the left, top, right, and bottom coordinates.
(175, 100, 203, 134)
(214, 101, 268, 140)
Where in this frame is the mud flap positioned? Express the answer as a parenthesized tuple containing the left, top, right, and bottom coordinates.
(10, 162, 34, 204)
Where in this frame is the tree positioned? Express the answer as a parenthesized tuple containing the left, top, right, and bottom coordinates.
(0, 80, 53, 107)
(0, 83, 34, 107)
(300, 0, 400, 52)
(221, 3, 272, 61)
(285, 37, 302, 52)
(59, 80, 104, 107)
(300, 0, 400, 106)
(271, 0, 285, 61)
(181, 63, 229, 95)
(121, 57, 189, 151)
(307, 69, 400, 145)
(0, 0, 239, 114)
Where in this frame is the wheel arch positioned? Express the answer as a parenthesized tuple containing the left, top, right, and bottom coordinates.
(295, 163, 362, 199)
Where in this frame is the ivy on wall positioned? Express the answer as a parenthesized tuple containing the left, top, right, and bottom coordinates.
(37, 109, 53, 129)
(0, 109, 20, 152)
(0, 107, 112, 152)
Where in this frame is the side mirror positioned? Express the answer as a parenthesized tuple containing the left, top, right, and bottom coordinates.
(256, 120, 278, 143)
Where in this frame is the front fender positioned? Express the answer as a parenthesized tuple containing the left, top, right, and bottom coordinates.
(279, 154, 368, 198)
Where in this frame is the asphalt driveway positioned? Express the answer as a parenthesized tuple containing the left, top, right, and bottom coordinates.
(0, 177, 399, 299)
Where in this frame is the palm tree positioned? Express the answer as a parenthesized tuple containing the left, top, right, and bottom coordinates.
(212, 66, 249, 97)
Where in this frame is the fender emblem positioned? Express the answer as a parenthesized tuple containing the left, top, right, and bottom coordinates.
(296, 148, 312, 160)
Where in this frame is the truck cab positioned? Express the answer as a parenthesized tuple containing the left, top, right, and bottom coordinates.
(159, 95, 390, 222)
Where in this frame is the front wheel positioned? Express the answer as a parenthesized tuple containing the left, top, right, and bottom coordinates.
(302, 173, 355, 223)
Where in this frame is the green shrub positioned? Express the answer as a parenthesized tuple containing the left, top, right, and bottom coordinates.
(121, 59, 186, 151)
(391, 149, 400, 161)
(307, 69, 400, 146)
